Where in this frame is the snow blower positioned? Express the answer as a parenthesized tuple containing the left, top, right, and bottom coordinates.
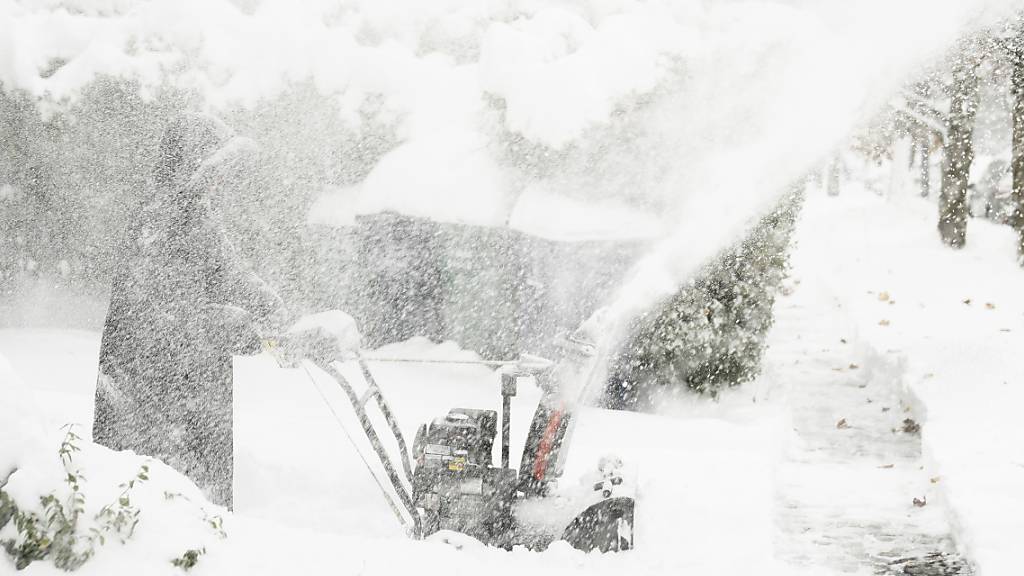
(279, 336, 636, 553)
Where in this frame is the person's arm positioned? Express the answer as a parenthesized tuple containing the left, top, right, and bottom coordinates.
(208, 228, 284, 320)
(200, 224, 284, 355)
(196, 303, 262, 355)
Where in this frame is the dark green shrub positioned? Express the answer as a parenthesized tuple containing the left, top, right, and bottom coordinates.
(606, 192, 802, 408)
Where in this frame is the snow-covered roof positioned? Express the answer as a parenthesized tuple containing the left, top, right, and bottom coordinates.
(306, 182, 663, 243)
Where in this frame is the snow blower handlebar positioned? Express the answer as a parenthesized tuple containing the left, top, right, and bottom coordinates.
(261, 334, 555, 375)
(359, 354, 556, 374)
(300, 356, 424, 539)
(260, 336, 558, 540)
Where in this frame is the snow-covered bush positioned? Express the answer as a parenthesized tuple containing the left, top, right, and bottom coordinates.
(1, 428, 229, 573)
(0, 426, 149, 570)
(1, 358, 231, 573)
(606, 192, 801, 406)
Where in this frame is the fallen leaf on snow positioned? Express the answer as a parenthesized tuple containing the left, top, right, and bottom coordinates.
(879, 319, 890, 326)
(849, 363, 859, 370)
(930, 477, 941, 484)
(878, 291, 890, 302)
(878, 464, 894, 469)
(985, 302, 995, 309)
(836, 418, 849, 430)
(962, 298, 972, 305)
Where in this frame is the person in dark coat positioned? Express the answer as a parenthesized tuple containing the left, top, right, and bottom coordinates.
(93, 112, 283, 509)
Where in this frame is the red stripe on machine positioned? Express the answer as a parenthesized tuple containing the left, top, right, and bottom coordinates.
(532, 408, 564, 481)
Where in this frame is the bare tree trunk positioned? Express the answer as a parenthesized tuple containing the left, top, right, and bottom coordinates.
(918, 127, 931, 197)
(1011, 26, 1024, 264)
(938, 46, 981, 249)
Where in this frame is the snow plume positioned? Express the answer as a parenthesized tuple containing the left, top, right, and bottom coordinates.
(593, 0, 1021, 362)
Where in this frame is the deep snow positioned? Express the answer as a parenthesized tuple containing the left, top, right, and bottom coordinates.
(4, 0, 1024, 574)
(4, 185, 1024, 575)
(1, 331, 794, 576)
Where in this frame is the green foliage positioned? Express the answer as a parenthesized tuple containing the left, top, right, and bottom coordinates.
(163, 491, 227, 540)
(608, 192, 802, 408)
(0, 424, 149, 572)
(1, 491, 49, 570)
(162, 491, 226, 572)
(0, 489, 15, 531)
(170, 547, 206, 571)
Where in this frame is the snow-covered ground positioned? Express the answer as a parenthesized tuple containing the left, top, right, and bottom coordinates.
(5, 0, 1024, 573)
(784, 187, 1024, 575)
(4, 185, 1022, 575)
(0, 330, 795, 575)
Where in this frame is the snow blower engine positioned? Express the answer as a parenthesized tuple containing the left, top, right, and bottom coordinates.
(411, 373, 521, 547)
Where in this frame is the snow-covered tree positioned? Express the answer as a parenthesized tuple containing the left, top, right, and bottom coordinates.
(939, 39, 983, 248)
(1010, 20, 1024, 263)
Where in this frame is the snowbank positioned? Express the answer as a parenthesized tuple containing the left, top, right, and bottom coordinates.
(1, 434, 231, 575)
(1, 345, 231, 575)
(3, 331, 802, 575)
(794, 188, 1024, 576)
(0, 352, 47, 483)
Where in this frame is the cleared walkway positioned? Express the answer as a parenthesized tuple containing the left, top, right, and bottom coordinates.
(768, 278, 969, 575)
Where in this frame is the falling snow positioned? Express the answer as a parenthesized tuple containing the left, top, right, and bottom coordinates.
(3, 1, 1024, 575)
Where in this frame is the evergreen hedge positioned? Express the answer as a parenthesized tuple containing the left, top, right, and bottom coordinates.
(606, 192, 802, 408)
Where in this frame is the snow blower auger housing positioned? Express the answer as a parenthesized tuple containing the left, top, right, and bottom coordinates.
(299, 345, 635, 553)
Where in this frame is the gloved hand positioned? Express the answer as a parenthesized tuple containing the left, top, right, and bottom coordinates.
(200, 303, 261, 354)
(281, 310, 362, 365)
